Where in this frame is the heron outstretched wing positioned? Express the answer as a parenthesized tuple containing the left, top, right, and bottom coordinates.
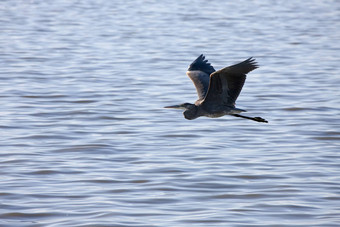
(203, 57, 258, 107)
(186, 54, 215, 102)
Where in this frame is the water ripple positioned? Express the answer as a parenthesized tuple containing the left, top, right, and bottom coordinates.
(0, 0, 339, 226)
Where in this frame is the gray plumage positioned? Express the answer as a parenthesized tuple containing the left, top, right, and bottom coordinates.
(165, 55, 267, 123)
(186, 54, 215, 103)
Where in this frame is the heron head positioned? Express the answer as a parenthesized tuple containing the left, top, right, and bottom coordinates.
(183, 105, 198, 120)
(164, 103, 192, 110)
(164, 103, 198, 120)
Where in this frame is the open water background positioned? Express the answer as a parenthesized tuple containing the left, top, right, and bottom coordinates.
(0, 0, 339, 226)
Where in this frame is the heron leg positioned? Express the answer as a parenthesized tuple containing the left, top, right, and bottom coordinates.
(232, 114, 268, 123)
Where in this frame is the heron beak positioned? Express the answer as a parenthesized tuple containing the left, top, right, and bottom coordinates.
(164, 104, 183, 109)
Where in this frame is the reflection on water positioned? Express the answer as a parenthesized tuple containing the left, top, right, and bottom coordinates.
(0, 0, 339, 226)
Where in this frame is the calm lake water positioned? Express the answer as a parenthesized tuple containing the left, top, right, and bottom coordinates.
(1, 0, 339, 226)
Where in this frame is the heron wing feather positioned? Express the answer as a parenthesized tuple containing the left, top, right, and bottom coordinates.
(203, 57, 258, 107)
(186, 71, 210, 101)
(186, 54, 215, 102)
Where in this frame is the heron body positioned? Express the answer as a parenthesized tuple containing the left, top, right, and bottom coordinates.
(165, 55, 268, 123)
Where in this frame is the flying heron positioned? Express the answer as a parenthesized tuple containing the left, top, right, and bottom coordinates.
(165, 54, 268, 123)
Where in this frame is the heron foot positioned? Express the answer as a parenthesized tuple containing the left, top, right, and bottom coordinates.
(232, 114, 268, 123)
(253, 117, 268, 123)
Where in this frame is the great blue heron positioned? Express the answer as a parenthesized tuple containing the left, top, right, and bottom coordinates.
(165, 54, 268, 123)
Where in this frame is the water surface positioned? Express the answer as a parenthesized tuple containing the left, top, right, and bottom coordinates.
(0, 0, 339, 226)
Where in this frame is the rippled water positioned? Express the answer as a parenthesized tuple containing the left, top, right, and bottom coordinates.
(1, 0, 339, 226)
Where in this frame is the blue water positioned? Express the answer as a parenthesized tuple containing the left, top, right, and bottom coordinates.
(0, 0, 339, 226)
